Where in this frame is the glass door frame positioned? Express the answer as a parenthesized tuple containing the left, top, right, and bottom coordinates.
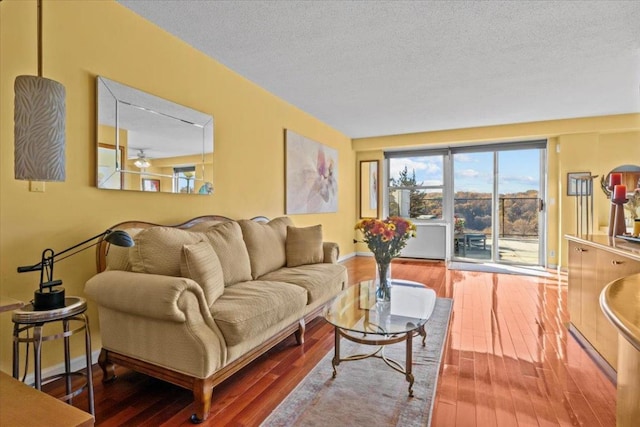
(381, 140, 548, 267)
(446, 141, 547, 267)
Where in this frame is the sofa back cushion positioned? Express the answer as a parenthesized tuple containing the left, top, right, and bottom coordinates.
(238, 217, 293, 279)
(286, 225, 324, 267)
(204, 221, 252, 286)
(130, 227, 204, 276)
(180, 241, 225, 307)
(105, 227, 144, 271)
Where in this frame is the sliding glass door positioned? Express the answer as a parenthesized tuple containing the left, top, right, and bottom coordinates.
(383, 141, 546, 266)
(452, 143, 546, 266)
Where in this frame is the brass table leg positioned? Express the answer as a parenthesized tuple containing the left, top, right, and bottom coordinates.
(332, 326, 340, 378)
(418, 324, 427, 347)
(331, 327, 418, 396)
(406, 331, 415, 397)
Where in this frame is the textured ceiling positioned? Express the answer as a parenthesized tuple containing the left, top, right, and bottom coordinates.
(118, 0, 640, 139)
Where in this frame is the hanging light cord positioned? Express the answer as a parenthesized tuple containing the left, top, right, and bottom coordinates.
(37, 0, 43, 77)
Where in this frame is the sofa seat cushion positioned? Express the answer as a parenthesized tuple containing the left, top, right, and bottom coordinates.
(259, 263, 346, 306)
(238, 217, 293, 279)
(211, 280, 306, 346)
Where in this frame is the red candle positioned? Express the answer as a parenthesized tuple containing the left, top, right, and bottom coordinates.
(613, 184, 627, 201)
(609, 173, 622, 188)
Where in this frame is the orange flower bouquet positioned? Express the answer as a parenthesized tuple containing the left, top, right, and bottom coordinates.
(355, 217, 416, 301)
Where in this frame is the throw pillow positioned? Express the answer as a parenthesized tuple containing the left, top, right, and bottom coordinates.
(238, 217, 293, 279)
(180, 241, 225, 307)
(286, 225, 324, 267)
(129, 227, 204, 276)
(204, 221, 252, 286)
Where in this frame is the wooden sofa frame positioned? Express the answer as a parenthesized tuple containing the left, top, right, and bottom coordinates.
(94, 215, 329, 423)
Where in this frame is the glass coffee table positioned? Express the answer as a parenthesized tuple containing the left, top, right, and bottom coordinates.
(323, 279, 436, 396)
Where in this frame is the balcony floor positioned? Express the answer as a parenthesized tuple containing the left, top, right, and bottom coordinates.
(454, 237, 540, 265)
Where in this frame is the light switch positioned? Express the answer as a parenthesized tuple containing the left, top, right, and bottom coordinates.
(29, 181, 46, 192)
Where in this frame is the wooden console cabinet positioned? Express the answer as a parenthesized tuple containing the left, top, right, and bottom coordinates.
(566, 235, 640, 370)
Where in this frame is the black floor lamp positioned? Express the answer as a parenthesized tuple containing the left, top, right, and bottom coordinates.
(17, 229, 134, 310)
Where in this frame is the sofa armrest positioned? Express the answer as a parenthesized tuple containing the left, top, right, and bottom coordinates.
(323, 242, 339, 263)
(86, 270, 228, 377)
(85, 270, 210, 322)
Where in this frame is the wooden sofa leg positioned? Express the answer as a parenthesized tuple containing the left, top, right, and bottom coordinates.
(98, 349, 117, 383)
(295, 319, 306, 345)
(190, 377, 214, 424)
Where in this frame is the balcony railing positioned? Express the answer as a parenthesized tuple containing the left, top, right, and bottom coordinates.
(454, 196, 539, 238)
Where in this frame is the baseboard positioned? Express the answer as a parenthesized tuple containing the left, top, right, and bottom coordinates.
(15, 349, 101, 386)
(338, 251, 357, 262)
(354, 251, 373, 257)
(568, 323, 617, 385)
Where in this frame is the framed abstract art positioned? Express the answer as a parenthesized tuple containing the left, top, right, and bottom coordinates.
(285, 129, 338, 214)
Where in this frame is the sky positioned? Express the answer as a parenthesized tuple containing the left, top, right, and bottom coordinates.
(389, 149, 541, 194)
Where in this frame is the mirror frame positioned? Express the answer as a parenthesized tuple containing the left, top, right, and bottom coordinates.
(359, 160, 380, 218)
(96, 76, 214, 195)
(600, 164, 640, 198)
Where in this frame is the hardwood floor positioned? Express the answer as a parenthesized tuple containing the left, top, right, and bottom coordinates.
(44, 257, 616, 426)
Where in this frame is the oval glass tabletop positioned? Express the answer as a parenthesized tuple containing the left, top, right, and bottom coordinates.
(324, 279, 436, 336)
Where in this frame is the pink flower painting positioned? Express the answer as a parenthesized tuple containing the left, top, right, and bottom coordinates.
(286, 130, 338, 214)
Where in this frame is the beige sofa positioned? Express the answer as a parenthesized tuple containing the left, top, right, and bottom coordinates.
(85, 215, 347, 423)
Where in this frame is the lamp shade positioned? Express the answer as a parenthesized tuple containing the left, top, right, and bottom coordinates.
(104, 230, 135, 247)
(14, 75, 66, 181)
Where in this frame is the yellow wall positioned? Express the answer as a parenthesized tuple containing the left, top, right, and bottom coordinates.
(0, 0, 354, 373)
(354, 115, 640, 268)
(557, 130, 640, 265)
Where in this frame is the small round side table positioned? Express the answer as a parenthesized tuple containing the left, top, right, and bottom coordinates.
(12, 296, 95, 416)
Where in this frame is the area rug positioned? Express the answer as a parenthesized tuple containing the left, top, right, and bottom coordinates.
(261, 298, 452, 427)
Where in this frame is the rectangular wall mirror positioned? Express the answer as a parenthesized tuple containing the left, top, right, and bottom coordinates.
(360, 160, 379, 218)
(96, 76, 214, 195)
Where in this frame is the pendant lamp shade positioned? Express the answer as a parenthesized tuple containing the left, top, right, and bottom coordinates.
(14, 75, 66, 181)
